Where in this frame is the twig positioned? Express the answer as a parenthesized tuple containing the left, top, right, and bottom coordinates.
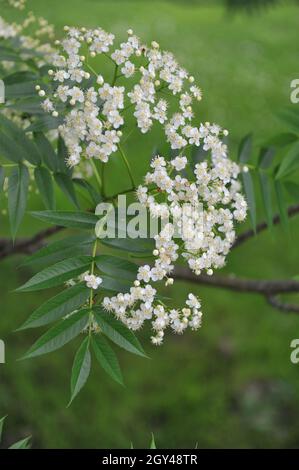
(0, 226, 62, 260)
(173, 268, 299, 294)
(174, 267, 299, 313)
(232, 203, 299, 248)
(266, 295, 299, 314)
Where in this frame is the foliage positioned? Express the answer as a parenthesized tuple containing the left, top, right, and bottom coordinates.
(4, 0, 295, 452)
(1, 0, 299, 405)
(236, 110, 299, 234)
(0, 416, 31, 449)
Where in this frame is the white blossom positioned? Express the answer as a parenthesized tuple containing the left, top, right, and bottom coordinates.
(38, 26, 231, 168)
(84, 273, 102, 290)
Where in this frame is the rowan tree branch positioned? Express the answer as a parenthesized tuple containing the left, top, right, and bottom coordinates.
(173, 268, 299, 294)
(232, 203, 299, 248)
(173, 267, 299, 313)
(0, 203, 299, 313)
(0, 226, 62, 260)
(266, 295, 299, 314)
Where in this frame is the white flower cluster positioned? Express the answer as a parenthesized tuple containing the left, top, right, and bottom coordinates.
(0, 10, 55, 67)
(65, 271, 102, 291)
(7, 0, 26, 9)
(0, 16, 17, 39)
(84, 273, 102, 290)
(0, 4, 57, 136)
(18, 11, 55, 66)
(102, 148, 246, 344)
(137, 152, 247, 276)
(0, 8, 56, 129)
(37, 26, 208, 167)
(103, 286, 202, 345)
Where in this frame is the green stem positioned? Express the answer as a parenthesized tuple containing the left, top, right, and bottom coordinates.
(123, 126, 136, 144)
(90, 159, 103, 192)
(111, 64, 119, 86)
(103, 51, 117, 65)
(245, 163, 257, 171)
(100, 162, 106, 198)
(117, 144, 136, 188)
(86, 62, 98, 77)
(121, 102, 134, 114)
(1, 162, 35, 169)
(105, 186, 136, 202)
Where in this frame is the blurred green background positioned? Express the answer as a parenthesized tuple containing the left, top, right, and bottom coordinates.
(1, 0, 299, 449)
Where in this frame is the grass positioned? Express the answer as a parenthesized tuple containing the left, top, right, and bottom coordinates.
(1, 0, 299, 448)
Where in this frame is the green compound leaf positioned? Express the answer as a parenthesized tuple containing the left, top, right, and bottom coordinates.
(274, 179, 289, 232)
(17, 283, 90, 330)
(92, 334, 124, 385)
(94, 308, 147, 358)
(0, 131, 22, 163)
(8, 164, 29, 240)
(101, 236, 154, 254)
(16, 256, 92, 292)
(34, 132, 60, 172)
(22, 234, 95, 268)
(54, 172, 79, 209)
(276, 141, 299, 180)
(0, 114, 40, 165)
(96, 255, 138, 282)
(264, 133, 299, 148)
(259, 171, 273, 230)
(34, 166, 55, 210)
(9, 436, 31, 449)
(0, 415, 7, 442)
(100, 275, 133, 293)
(238, 134, 252, 163)
(69, 337, 91, 405)
(30, 210, 98, 230)
(26, 115, 63, 133)
(277, 107, 299, 133)
(21, 308, 89, 359)
(150, 433, 157, 449)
